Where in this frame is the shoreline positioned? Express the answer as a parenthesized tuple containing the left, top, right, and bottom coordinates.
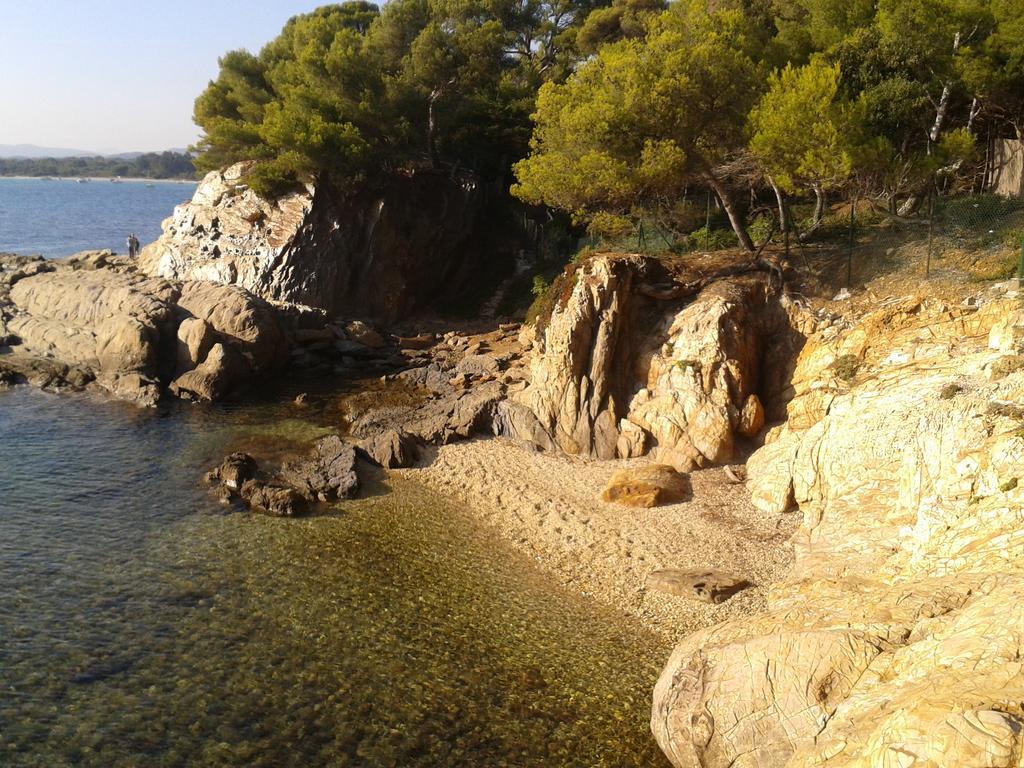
(0, 175, 195, 184)
(400, 439, 798, 639)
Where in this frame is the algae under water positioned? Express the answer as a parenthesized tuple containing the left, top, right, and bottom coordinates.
(0, 387, 670, 767)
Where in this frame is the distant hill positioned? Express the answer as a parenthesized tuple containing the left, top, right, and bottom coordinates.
(0, 144, 191, 159)
(0, 143, 98, 159)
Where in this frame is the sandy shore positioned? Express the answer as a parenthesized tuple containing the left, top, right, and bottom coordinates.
(400, 439, 798, 639)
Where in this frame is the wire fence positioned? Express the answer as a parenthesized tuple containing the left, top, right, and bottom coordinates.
(569, 188, 1024, 295)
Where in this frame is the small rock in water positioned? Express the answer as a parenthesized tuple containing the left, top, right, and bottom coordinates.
(601, 465, 691, 508)
(211, 453, 259, 491)
(646, 569, 752, 604)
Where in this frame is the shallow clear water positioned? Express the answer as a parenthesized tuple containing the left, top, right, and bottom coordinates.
(0, 387, 670, 767)
(0, 177, 196, 258)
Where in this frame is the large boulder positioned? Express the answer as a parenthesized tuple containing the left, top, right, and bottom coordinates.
(6, 267, 179, 404)
(176, 281, 287, 372)
(600, 465, 692, 508)
(139, 164, 520, 322)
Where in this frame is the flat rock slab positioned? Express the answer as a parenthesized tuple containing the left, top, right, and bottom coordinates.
(601, 464, 692, 508)
(646, 569, 752, 604)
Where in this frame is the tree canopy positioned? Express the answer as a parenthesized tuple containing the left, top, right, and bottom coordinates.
(193, 0, 1024, 248)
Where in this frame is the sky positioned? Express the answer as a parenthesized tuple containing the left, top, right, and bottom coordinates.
(0, 1, 331, 154)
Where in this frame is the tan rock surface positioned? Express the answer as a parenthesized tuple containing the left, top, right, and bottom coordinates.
(513, 254, 808, 468)
(601, 464, 692, 508)
(652, 288, 1024, 768)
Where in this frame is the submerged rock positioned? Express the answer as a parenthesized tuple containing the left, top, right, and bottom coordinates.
(238, 479, 305, 517)
(280, 435, 359, 502)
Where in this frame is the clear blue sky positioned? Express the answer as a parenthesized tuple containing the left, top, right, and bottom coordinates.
(0, 1, 331, 153)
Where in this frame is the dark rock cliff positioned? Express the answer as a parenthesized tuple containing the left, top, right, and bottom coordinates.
(140, 163, 521, 322)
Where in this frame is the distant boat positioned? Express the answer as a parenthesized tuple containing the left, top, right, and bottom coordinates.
(77, 178, 89, 183)
(145, 183, 156, 188)
(110, 177, 122, 183)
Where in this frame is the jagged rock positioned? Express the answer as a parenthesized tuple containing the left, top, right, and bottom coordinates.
(280, 435, 359, 501)
(601, 465, 691, 508)
(513, 254, 806, 466)
(358, 429, 420, 469)
(209, 453, 259, 491)
(646, 569, 751, 603)
(139, 164, 519, 321)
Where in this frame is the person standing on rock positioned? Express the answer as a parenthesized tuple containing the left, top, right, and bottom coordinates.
(127, 233, 140, 258)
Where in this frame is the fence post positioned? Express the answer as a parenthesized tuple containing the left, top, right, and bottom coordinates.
(1018, 236, 1024, 292)
(704, 191, 711, 252)
(926, 185, 935, 278)
(847, 193, 856, 288)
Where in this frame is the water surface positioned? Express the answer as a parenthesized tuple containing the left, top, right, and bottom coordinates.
(0, 387, 670, 767)
(0, 177, 196, 258)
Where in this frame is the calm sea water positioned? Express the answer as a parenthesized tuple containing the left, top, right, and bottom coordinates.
(0, 177, 196, 258)
(0, 386, 670, 767)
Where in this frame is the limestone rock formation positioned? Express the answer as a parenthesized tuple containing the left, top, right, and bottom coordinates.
(652, 287, 1024, 768)
(140, 164, 519, 322)
(513, 254, 806, 468)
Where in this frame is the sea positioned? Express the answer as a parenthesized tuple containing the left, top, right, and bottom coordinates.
(0, 177, 197, 258)
(0, 180, 670, 766)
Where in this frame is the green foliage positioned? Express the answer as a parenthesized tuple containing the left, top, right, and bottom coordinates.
(749, 57, 855, 193)
(190, 0, 1024, 242)
(193, 0, 610, 197)
(831, 354, 861, 382)
(0, 152, 194, 180)
(512, 2, 763, 228)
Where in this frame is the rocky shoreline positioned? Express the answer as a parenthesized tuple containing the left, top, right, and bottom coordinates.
(9, 165, 1024, 767)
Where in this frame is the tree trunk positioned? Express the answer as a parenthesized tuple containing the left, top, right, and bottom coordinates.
(769, 177, 788, 233)
(704, 173, 754, 252)
(901, 31, 962, 216)
(812, 184, 826, 227)
(428, 89, 441, 168)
